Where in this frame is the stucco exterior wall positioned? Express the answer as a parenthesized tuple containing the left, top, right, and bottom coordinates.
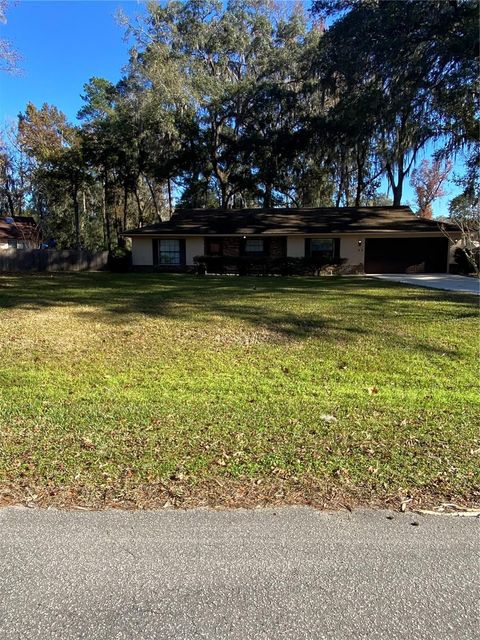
(132, 237, 153, 266)
(132, 234, 448, 270)
(286, 235, 365, 267)
(286, 236, 305, 258)
(131, 237, 208, 266)
(186, 237, 204, 265)
(340, 236, 365, 266)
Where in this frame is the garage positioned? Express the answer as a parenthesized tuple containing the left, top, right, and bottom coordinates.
(364, 237, 449, 274)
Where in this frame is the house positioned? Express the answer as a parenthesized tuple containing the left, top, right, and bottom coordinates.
(124, 206, 460, 274)
(0, 216, 40, 250)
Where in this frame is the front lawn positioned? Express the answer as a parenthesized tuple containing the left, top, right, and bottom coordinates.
(0, 273, 478, 509)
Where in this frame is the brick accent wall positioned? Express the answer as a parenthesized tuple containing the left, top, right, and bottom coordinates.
(268, 238, 286, 258)
(223, 237, 241, 257)
(204, 237, 286, 258)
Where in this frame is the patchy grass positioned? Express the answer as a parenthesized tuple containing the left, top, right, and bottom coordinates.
(0, 272, 478, 510)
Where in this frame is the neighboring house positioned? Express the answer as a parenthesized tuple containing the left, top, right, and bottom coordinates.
(124, 206, 460, 274)
(0, 216, 40, 250)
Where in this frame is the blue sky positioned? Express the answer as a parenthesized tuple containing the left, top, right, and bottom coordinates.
(0, 0, 459, 214)
(0, 0, 144, 124)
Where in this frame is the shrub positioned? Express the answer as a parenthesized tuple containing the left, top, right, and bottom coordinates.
(108, 246, 132, 272)
(454, 247, 480, 275)
(193, 255, 346, 276)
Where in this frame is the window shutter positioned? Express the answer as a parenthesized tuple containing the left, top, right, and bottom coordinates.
(263, 237, 271, 257)
(179, 239, 186, 265)
(305, 238, 311, 257)
(240, 237, 247, 256)
(334, 238, 340, 260)
(152, 239, 159, 265)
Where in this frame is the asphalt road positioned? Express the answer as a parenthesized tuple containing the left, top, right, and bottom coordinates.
(0, 506, 478, 640)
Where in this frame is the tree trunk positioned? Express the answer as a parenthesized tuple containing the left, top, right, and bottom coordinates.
(115, 182, 128, 248)
(209, 117, 230, 209)
(390, 164, 404, 206)
(5, 188, 15, 217)
(103, 174, 111, 252)
(134, 189, 144, 227)
(73, 187, 80, 250)
(392, 181, 403, 207)
(145, 176, 161, 221)
(355, 153, 364, 207)
(335, 174, 342, 207)
(386, 156, 405, 207)
(220, 182, 228, 209)
(263, 184, 273, 208)
(167, 176, 173, 217)
(335, 158, 346, 207)
(123, 183, 128, 231)
(386, 166, 400, 206)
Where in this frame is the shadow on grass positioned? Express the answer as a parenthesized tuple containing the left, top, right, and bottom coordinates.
(0, 272, 477, 352)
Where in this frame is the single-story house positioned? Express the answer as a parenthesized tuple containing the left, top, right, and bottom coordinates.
(124, 206, 460, 274)
(0, 216, 39, 250)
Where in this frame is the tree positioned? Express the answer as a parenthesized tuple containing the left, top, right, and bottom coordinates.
(2, 0, 476, 246)
(444, 184, 479, 275)
(0, 128, 29, 216)
(311, 0, 479, 206)
(125, 0, 320, 208)
(17, 103, 89, 249)
(410, 159, 452, 219)
(0, 1, 19, 73)
(79, 74, 172, 248)
(236, 12, 328, 207)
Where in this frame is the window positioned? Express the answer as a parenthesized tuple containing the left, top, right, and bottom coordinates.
(310, 239, 334, 260)
(244, 238, 264, 256)
(159, 239, 181, 265)
(206, 239, 223, 256)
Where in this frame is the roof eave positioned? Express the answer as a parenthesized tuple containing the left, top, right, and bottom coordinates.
(124, 229, 458, 237)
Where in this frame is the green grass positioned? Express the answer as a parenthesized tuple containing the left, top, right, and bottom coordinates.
(0, 272, 478, 508)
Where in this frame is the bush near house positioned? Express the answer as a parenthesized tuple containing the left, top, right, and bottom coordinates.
(107, 246, 132, 272)
(193, 255, 349, 276)
(453, 247, 480, 275)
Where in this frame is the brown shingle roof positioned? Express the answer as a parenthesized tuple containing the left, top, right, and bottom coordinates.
(124, 206, 458, 236)
(0, 216, 38, 240)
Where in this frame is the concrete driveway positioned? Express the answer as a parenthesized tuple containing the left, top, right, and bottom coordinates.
(0, 506, 478, 640)
(371, 273, 480, 295)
